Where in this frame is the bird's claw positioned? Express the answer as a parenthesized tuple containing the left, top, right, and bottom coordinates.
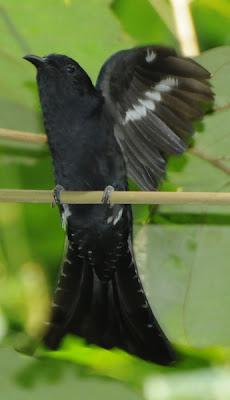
(52, 184, 65, 207)
(102, 185, 114, 204)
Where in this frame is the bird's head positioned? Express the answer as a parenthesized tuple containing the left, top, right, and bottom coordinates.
(23, 53, 103, 130)
(23, 53, 95, 100)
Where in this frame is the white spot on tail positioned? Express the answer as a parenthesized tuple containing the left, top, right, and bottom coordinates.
(52, 301, 59, 308)
(61, 204, 72, 230)
(146, 49, 156, 63)
(65, 259, 71, 265)
(107, 216, 113, 224)
(113, 208, 123, 225)
(55, 287, 63, 293)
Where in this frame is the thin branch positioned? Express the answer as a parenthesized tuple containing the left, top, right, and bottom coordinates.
(213, 103, 230, 113)
(2, 128, 230, 179)
(0, 6, 31, 54)
(0, 128, 47, 144)
(189, 147, 230, 176)
(0, 189, 230, 205)
(169, 0, 200, 56)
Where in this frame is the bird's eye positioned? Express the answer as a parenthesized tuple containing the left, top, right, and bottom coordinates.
(66, 64, 76, 74)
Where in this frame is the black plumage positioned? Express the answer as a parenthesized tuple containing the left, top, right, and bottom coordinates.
(23, 46, 213, 364)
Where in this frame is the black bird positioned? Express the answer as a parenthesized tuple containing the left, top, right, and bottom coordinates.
(24, 46, 213, 364)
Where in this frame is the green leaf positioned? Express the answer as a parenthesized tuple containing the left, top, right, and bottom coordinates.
(1, 0, 230, 395)
(0, 0, 135, 337)
(111, 0, 177, 47)
(0, 346, 141, 400)
(144, 367, 230, 400)
(192, 0, 230, 50)
(134, 47, 230, 349)
(37, 336, 160, 389)
(36, 337, 230, 400)
(0, 0, 134, 131)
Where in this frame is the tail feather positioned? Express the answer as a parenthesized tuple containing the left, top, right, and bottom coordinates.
(114, 245, 175, 364)
(44, 241, 93, 349)
(44, 240, 175, 365)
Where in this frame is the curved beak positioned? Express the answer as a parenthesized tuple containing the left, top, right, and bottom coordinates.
(23, 54, 45, 68)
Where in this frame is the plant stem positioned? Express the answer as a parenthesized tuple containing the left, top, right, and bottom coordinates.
(0, 189, 230, 205)
(169, 0, 200, 56)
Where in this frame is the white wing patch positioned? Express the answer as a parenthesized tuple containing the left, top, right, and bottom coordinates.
(125, 98, 156, 124)
(61, 204, 72, 230)
(124, 76, 178, 124)
(154, 77, 178, 92)
(145, 49, 156, 63)
(125, 104, 147, 123)
(138, 99, 155, 111)
(145, 90, 161, 102)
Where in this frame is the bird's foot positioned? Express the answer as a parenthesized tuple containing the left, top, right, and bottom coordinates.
(52, 184, 65, 207)
(102, 185, 114, 204)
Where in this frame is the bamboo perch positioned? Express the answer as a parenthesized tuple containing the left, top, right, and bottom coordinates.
(0, 128, 47, 144)
(1, 129, 230, 206)
(0, 189, 230, 205)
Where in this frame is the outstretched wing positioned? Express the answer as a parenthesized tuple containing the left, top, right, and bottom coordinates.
(96, 46, 214, 190)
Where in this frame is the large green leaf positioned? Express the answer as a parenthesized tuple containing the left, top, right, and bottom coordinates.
(0, 0, 135, 337)
(111, 0, 177, 48)
(0, 346, 141, 400)
(191, 0, 230, 50)
(1, 0, 230, 397)
(135, 47, 230, 348)
(0, 0, 134, 131)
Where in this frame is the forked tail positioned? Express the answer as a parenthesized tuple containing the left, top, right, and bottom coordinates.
(44, 240, 175, 365)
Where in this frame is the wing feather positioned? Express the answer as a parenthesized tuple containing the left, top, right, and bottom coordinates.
(96, 46, 214, 189)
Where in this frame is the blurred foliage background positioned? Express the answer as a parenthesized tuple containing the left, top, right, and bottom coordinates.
(0, 0, 230, 399)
